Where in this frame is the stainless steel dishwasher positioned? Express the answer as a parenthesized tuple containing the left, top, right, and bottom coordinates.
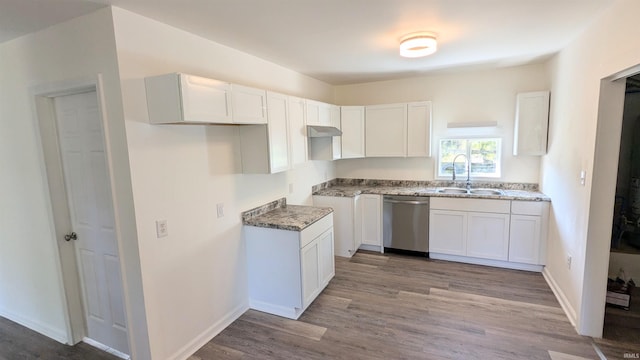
(383, 195, 429, 255)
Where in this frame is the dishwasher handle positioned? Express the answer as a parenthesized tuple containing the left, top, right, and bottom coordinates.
(383, 199, 430, 205)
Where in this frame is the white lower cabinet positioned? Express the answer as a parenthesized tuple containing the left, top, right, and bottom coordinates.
(466, 212, 510, 261)
(429, 210, 467, 256)
(360, 194, 383, 251)
(246, 214, 334, 319)
(509, 201, 549, 265)
(313, 195, 361, 258)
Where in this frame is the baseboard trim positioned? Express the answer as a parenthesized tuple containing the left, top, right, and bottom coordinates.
(83, 337, 130, 359)
(429, 253, 544, 272)
(248, 299, 301, 320)
(542, 267, 578, 327)
(0, 306, 68, 344)
(169, 302, 249, 360)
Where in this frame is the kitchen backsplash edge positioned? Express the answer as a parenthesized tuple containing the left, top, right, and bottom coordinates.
(312, 178, 539, 192)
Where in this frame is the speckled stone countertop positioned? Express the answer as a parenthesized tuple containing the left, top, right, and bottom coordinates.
(312, 179, 550, 202)
(242, 197, 333, 231)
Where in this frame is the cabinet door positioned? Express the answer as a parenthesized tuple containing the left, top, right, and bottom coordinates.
(365, 104, 407, 157)
(306, 100, 331, 126)
(231, 84, 267, 124)
(407, 101, 432, 157)
(341, 106, 365, 159)
(179, 74, 233, 123)
(513, 91, 550, 156)
(429, 210, 467, 255)
(266, 92, 290, 173)
(361, 194, 382, 247)
(313, 196, 355, 258)
(301, 240, 321, 309)
(288, 96, 308, 167)
(467, 212, 510, 261)
(330, 105, 342, 160)
(318, 228, 335, 287)
(509, 215, 541, 264)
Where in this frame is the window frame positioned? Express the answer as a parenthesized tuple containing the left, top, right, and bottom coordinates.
(436, 137, 502, 180)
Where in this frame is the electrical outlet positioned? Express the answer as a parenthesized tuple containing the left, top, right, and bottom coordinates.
(216, 203, 224, 218)
(156, 220, 168, 238)
(289, 183, 294, 194)
(567, 254, 572, 269)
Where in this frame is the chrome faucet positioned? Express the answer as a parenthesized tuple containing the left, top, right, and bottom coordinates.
(451, 153, 472, 190)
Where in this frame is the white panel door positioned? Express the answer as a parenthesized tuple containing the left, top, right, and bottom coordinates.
(266, 92, 290, 172)
(180, 74, 233, 124)
(429, 210, 467, 255)
(509, 215, 542, 264)
(467, 212, 510, 261)
(365, 103, 407, 157)
(231, 84, 267, 124)
(288, 96, 308, 167)
(513, 91, 550, 156)
(341, 106, 365, 159)
(55, 92, 129, 354)
(407, 101, 432, 157)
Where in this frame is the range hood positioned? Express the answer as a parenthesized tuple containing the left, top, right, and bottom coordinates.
(307, 125, 342, 137)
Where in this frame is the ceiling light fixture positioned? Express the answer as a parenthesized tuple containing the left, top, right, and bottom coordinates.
(399, 33, 437, 58)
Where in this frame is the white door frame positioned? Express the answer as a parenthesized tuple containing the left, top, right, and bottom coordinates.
(30, 74, 131, 353)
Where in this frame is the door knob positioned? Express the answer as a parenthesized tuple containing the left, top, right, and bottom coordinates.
(64, 232, 78, 241)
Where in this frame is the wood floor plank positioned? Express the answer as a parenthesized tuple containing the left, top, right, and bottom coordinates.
(241, 310, 327, 341)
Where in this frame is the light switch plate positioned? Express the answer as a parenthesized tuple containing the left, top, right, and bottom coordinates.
(216, 203, 224, 218)
(156, 220, 168, 238)
(580, 170, 586, 186)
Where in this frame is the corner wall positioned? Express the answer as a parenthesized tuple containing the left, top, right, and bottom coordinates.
(110, 7, 335, 360)
(334, 63, 550, 183)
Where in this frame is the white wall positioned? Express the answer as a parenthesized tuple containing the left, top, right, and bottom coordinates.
(334, 64, 550, 183)
(110, 7, 334, 360)
(0, 8, 151, 358)
(541, 0, 640, 337)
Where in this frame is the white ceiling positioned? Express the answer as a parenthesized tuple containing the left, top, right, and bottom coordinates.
(2, 0, 614, 85)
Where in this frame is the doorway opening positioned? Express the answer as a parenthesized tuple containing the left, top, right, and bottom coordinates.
(607, 74, 640, 343)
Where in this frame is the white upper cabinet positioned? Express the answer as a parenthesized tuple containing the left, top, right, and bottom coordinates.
(365, 103, 408, 157)
(341, 106, 365, 159)
(513, 91, 550, 156)
(288, 96, 308, 167)
(407, 101, 432, 157)
(305, 99, 332, 126)
(145, 73, 233, 124)
(238, 91, 290, 174)
(230, 84, 267, 124)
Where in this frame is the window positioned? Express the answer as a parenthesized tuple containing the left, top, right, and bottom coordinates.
(438, 138, 501, 178)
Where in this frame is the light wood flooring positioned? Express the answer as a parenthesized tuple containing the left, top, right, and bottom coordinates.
(193, 252, 639, 360)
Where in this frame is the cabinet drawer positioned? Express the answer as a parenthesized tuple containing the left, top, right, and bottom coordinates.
(300, 213, 333, 248)
(430, 197, 510, 214)
(511, 201, 547, 216)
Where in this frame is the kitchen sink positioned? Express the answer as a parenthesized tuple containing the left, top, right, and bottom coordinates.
(469, 188, 504, 195)
(437, 188, 469, 194)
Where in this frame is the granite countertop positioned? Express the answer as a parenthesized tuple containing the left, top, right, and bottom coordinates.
(242, 198, 333, 231)
(312, 180, 550, 202)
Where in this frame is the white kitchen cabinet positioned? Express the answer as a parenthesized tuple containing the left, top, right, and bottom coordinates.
(231, 84, 267, 124)
(360, 194, 383, 251)
(509, 201, 549, 265)
(365, 103, 407, 157)
(238, 91, 289, 173)
(288, 96, 308, 167)
(341, 106, 365, 159)
(429, 210, 467, 256)
(407, 101, 432, 157)
(313, 195, 361, 258)
(145, 73, 233, 124)
(513, 91, 550, 156)
(429, 197, 510, 261)
(466, 212, 510, 261)
(305, 99, 332, 126)
(246, 213, 334, 319)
